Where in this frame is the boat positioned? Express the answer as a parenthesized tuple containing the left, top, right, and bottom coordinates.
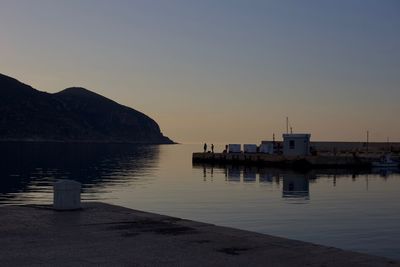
(371, 154, 399, 168)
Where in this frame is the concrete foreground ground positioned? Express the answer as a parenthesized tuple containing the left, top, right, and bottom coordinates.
(1, 202, 399, 267)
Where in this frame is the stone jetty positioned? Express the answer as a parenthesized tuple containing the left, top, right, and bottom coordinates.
(0, 202, 398, 266)
(192, 152, 379, 168)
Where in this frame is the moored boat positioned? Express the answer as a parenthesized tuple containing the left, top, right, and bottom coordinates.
(372, 154, 399, 168)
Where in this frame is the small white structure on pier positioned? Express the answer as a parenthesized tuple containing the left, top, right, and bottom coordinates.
(260, 143, 274, 154)
(243, 144, 257, 153)
(53, 180, 81, 210)
(283, 134, 311, 156)
(228, 144, 241, 153)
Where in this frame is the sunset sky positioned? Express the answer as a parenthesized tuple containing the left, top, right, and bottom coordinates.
(1, 0, 399, 143)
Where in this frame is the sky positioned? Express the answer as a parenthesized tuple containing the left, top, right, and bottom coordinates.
(1, 0, 399, 143)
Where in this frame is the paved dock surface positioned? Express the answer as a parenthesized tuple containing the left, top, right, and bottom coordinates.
(1, 202, 398, 267)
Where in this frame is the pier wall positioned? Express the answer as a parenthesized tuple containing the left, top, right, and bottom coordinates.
(192, 152, 378, 168)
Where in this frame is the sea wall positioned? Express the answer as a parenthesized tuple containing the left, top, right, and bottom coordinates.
(192, 152, 376, 168)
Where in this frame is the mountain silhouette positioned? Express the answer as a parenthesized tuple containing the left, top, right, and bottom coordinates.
(0, 73, 174, 144)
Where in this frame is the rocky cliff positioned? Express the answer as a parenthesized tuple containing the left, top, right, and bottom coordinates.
(0, 73, 174, 144)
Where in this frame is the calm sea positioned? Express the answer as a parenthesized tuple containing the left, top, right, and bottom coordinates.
(1, 142, 399, 260)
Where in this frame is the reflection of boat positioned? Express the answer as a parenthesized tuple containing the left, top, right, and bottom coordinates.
(373, 168, 394, 178)
(372, 154, 399, 168)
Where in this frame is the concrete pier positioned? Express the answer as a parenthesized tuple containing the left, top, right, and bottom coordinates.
(0, 202, 398, 266)
(192, 152, 385, 168)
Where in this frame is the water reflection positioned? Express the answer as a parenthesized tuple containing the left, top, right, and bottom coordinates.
(0, 142, 159, 204)
(194, 163, 400, 201)
(372, 167, 398, 178)
(227, 166, 240, 182)
(282, 173, 310, 199)
(243, 167, 257, 182)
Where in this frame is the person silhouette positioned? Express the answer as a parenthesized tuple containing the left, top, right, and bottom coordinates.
(211, 144, 214, 153)
(204, 143, 207, 153)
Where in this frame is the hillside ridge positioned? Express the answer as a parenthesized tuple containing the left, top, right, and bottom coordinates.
(0, 73, 174, 144)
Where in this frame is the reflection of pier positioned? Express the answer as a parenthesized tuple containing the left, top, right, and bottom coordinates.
(193, 162, 399, 201)
(225, 165, 282, 184)
(196, 164, 313, 199)
(193, 164, 398, 204)
(243, 167, 257, 182)
(282, 174, 310, 199)
(227, 166, 240, 182)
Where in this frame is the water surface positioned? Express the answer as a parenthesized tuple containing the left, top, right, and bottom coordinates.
(0, 143, 399, 260)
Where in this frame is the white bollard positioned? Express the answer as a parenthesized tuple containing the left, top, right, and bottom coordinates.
(53, 180, 81, 210)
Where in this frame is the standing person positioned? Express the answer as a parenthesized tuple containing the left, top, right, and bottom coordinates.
(204, 143, 207, 153)
(211, 144, 214, 153)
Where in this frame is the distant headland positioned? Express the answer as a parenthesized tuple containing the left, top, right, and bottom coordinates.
(0, 73, 174, 144)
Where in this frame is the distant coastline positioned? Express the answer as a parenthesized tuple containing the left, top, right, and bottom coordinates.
(0, 73, 174, 144)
